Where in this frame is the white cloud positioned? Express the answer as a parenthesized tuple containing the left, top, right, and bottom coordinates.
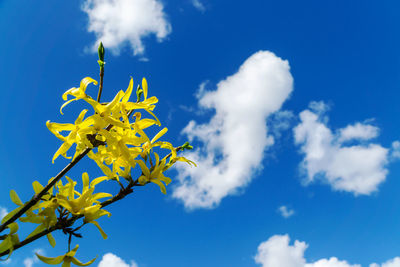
(0, 207, 8, 221)
(98, 253, 138, 267)
(268, 110, 294, 139)
(23, 258, 35, 267)
(294, 102, 389, 195)
(173, 51, 293, 209)
(390, 141, 400, 160)
(82, 0, 171, 56)
(370, 257, 400, 267)
(278, 205, 295, 218)
(255, 234, 363, 267)
(255, 235, 307, 267)
(255, 235, 400, 267)
(337, 123, 379, 143)
(192, 0, 206, 12)
(23, 249, 44, 267)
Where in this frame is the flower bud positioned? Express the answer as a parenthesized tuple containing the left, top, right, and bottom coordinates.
(98, 42, 105, 62)
(182, 141, 193, 151)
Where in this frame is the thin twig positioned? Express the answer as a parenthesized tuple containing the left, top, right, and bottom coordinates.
(0, 178, 141, 257)
(97, 66, 104, 102)
(0, 148, 91, 233)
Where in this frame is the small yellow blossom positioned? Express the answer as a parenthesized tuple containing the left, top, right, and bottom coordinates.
(61, 77, 98, 114)
(36, 245, 96, 267)
(136, 153, 172, 194)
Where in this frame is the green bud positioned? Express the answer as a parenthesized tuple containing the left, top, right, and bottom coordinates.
(136, 85, 144, 102)
(98, 42, 105, 61)
(181, 141, 193, 151)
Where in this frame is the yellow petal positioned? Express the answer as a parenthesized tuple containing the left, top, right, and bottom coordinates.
(142, 96, 158, 105)
(90, 176, 109, 188)
(7, 223, 18, 235)
(142, 77, 148, 100)
(36, 253, 65, 265)
(144, 109, 161, 126)
(151, 179, 167, 194)
(60, 99, 77, 115)
(52, 142, 72, 163)
(122, 77, 134, 103)
(80, 77, 98, 92)
(71, 256, 97, 266)
(89, 221, 107, 239)
(1, 207, 22, 224)
(46, 233, 56, 248)
(151, 127, 168, 144)
(26, 224, 45, 239)
(32, 181, 44, 194)
(75, 109, 88, 125)
(91, 193, 112, 201)
(135, 160, 150, 177)
(66, 245, 79, 257)
(65, 177, 75, 200)
(82, 173, 89, 192)
(135, 119, 157, 129)
(10, 190, 23, 206)
(0, 236, 12, 255)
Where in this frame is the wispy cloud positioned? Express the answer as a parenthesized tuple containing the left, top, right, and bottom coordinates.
(173, 51, 293, 209)
(390, 141, 400, 160)
(294, 101, 389, 195)
(268, 110, 294, 139)
(278, 206, 294, 218)
(98, 253, 138, 267)
(255, 234, 400, 267)
(82, 0, 171, 56)
(191, 0, 206, 12)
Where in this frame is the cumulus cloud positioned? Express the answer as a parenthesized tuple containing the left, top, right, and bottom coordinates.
(82, 0, 171, 56)
(254, 235, 361, 267)
(255, 235, 400, 267)
(294, 102, 389, 195)
(278, 205, 295, 218)
(370, 257, 400, 267)
(98, 253, 138, 267)
(173, 51, 293, 209)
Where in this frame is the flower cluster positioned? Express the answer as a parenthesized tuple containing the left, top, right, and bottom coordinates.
(0, 74, 194, 266)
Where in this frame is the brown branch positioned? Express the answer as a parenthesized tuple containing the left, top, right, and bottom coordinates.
(0, 178, 140, 257)
(0, 148, 91, 234)
(97, 66, 104, 102)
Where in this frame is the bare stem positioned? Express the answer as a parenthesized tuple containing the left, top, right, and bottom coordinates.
(97, 66, 104, 102)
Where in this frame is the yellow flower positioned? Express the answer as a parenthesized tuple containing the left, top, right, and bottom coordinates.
(0, 223, 19, 258)
(134, 125, 168, 158)
(60, 77, 98, 114)
(56, 173, 111, 216)
(47, 109, 96, 162)
(36, 245, 96, 267)
(15, 181, 58, 247)
(136, 153, 172, 194)
(56, 173, 111, 239)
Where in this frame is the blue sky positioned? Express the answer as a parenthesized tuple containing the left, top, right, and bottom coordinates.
(1, 0, 400, 266)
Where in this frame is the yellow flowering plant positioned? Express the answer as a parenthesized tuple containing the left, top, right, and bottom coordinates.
(0, 43, 195, 265)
